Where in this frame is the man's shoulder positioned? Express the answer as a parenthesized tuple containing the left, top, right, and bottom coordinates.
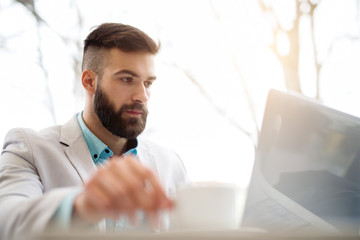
(4, 125, 61, 143)
(137, 137, 189, 187)
(136, 136, 186, 171)
(137, 137, 162, 149)
(137, 137, 179, 157)
(3, 115, 79, 147)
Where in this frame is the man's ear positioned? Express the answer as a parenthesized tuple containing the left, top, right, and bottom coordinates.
(81, 69, 97, 95)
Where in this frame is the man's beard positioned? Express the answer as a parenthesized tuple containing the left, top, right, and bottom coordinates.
(94, 86, 148, 139)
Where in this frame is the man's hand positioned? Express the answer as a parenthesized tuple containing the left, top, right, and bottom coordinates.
(73, 155, 173, 224)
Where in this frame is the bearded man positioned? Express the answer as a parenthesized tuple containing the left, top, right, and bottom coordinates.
(0, 23, 187, 239)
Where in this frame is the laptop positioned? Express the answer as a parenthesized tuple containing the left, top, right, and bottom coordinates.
(242, 89, 360, 236)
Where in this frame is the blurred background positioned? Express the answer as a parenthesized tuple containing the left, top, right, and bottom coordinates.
(0, 0, 360, 187)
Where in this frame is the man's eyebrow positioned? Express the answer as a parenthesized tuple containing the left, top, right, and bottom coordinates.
(114, 69, 157, 80)
(148, 75, 157, 81)
(114, 69, 139, 77)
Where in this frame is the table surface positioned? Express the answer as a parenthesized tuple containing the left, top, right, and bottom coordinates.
(34, 228, 359, 240)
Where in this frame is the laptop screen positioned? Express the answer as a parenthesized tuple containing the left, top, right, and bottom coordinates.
(242, 89, 360, 235)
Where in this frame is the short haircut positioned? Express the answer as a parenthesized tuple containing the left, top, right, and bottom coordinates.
(82, 23, 160, 78)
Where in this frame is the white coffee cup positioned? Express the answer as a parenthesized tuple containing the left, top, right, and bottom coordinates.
(169, 182, 247, 231)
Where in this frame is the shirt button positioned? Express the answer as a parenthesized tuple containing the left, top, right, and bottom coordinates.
(93, 154, 98, 159)
(105, 149, 110, 153)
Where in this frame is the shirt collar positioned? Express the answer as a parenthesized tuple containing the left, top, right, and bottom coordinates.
(76, 112, 138, 165)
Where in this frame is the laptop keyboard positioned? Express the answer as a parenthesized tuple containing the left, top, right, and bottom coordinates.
(242, 197, 320, 233)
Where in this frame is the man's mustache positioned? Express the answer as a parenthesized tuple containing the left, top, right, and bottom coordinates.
(121, 103, 147, 113)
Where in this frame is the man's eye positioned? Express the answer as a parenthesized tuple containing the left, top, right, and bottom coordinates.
(121, 77, 132, 82)
(144, 81, 153, 88)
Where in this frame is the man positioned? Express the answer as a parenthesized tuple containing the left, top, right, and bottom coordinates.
(0, 23, 188, 239)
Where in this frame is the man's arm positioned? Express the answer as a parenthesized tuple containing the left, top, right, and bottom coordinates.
(0, 128, 175, 238)
(0, 129, 80, 239)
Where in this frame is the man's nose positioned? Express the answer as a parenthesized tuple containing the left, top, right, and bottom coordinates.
(132, 83, 149, 103)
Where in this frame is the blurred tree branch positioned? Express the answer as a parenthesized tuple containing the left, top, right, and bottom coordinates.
(14, 0, 57, 124)
(16, 0, 44, 23)
(69, 0, 85, 108)
(312, 5, 360, 100)
(259, 0, 303, 94)
(0, 35, 8, 50)
(259, 0, 360, 101)
(12, 0, 86, 123)
(171, 63, 256, 147)
(209, 0, 260, 145)
(309, 1, 321, 99)
(0, 3, 19, 52)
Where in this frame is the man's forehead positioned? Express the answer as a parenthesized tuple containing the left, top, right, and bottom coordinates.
(104, 49, 156, 76)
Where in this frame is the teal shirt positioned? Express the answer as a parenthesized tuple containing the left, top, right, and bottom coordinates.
(77, 112, 114, 165)
(77, 112, 138, 163)
(53, 112, 138, 229)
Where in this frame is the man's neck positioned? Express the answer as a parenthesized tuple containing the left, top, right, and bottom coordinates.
(82, 110, 128, 156)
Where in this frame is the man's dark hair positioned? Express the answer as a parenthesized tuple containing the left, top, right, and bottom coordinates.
(82, 23, 160, 77)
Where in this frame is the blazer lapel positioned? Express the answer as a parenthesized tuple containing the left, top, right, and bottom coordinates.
(60, 115, 97, 183)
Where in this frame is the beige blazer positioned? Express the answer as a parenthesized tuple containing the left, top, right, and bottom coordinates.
(0, 115, 187, 239)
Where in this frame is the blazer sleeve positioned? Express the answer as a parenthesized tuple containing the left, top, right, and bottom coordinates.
(0, 128, 79, 239)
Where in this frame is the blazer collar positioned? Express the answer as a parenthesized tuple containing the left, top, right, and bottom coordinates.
(58, 115, 157, 183)
(60, 114, 97, 183)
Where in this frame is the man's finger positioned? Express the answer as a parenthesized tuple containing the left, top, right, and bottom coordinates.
(123, 156, 172, 209)
(110, 158, 154, 210)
